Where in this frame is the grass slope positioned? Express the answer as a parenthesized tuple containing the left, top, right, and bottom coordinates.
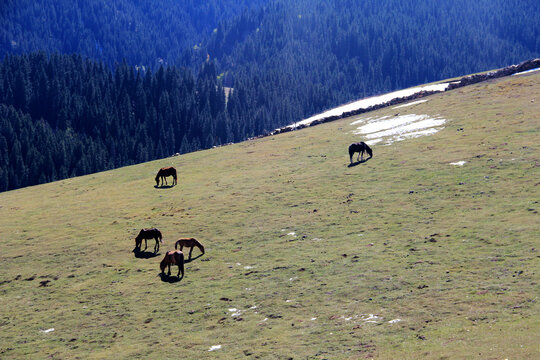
(0, 72, 539, 359)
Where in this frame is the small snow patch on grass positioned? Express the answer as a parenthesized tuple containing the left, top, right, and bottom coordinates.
(351, 114, 445, 145)
(450, 161, 467, 166)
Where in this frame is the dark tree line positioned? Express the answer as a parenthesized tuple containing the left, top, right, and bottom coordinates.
(0, 53, 268, 191)
(0, 0, 539, 191)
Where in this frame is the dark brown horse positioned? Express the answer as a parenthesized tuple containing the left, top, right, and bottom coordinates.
(175, 238, 205, 260)
(160, 250, 185, 278)
(349, 142, 373, 163)
(135, 228, 163, 253)
(155, 167, 177, 187)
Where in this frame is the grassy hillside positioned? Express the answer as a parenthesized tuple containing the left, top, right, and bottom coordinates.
(0, 72, 539, 359)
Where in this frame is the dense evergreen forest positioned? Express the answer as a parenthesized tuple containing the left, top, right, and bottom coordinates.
(1, 0, 539, 191)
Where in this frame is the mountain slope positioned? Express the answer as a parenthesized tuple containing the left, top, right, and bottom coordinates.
(0, 72, 538, 358)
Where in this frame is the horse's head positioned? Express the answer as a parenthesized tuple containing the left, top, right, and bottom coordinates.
(159, 258, 167, 273)
(366, 145, 373, 157)
(155, 175, 160, 186)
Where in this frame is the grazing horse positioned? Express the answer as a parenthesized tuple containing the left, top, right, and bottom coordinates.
(349, 142, 373, 163)
(155, 167, 177, 187)
(160, 250, 185, 278)
(174, 238, 205, 260)
(135, 228, 163, 253)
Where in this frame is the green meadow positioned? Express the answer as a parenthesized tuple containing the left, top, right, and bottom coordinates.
(0, 72, 538, 359)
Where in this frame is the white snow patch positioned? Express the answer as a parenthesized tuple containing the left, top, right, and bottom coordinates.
(393, 99, 428, 109)
(290, 83, 449, 129)
(362, 314, 382, 323)
(352, 114, 446, 145)
(311, 317, 317, 321)
(388, 319, 402, 324)
(287, 232, 297, 237)
(244, 265, 253, 270)
(208, 345, 222, 351)
(512, 67, 540, 76)
(40, 328, 55, 333)
(450, 161, 467, 166)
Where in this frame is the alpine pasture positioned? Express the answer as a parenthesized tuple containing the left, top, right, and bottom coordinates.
(0, 72, 538, 359)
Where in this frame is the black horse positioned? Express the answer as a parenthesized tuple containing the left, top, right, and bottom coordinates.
(155, 167, 177, 187)
(349, 142, 373, 164)
(135, 228, 163, 253)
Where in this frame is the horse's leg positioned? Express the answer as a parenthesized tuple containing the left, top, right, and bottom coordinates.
(189, 247, 193, 259)
(143, 239, 148, 251)
(167, 264, 171, 276)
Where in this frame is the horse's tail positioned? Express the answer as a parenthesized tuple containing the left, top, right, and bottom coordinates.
(179, 252, 185, 277)
(348, 144, 354, 162)
(174, 240, 179, 249)
(157, 229, 163, 243)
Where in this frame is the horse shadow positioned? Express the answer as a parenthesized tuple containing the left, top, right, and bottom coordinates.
(184, 253, 204, 264)
(159, 273, 184, 283)
(347, 157, 372, 167)
(132, 247, 160, 259)
(154, 184, 176, 189)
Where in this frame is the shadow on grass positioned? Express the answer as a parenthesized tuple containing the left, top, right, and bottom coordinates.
(347, 157, 372, 167)
(132, 247, 160, 259)
(154, 184, 176, 189)
(159, 272, 184, 283)
(184, 253, 204, 264)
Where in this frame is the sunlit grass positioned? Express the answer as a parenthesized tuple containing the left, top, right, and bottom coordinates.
(0, 72, 538, 359)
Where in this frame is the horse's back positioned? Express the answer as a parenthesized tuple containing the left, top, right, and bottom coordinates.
(166, 250, 184, 265)
(140, 227, 161, 237)
(177, 237, 198, 246)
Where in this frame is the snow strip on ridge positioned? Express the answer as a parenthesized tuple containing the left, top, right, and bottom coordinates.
(293, 83, 449, 128)
(393, 99, 428, 109)
(512, 67, 540, 76)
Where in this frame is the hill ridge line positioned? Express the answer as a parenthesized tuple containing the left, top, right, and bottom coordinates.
(267, 57, 540, 137)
